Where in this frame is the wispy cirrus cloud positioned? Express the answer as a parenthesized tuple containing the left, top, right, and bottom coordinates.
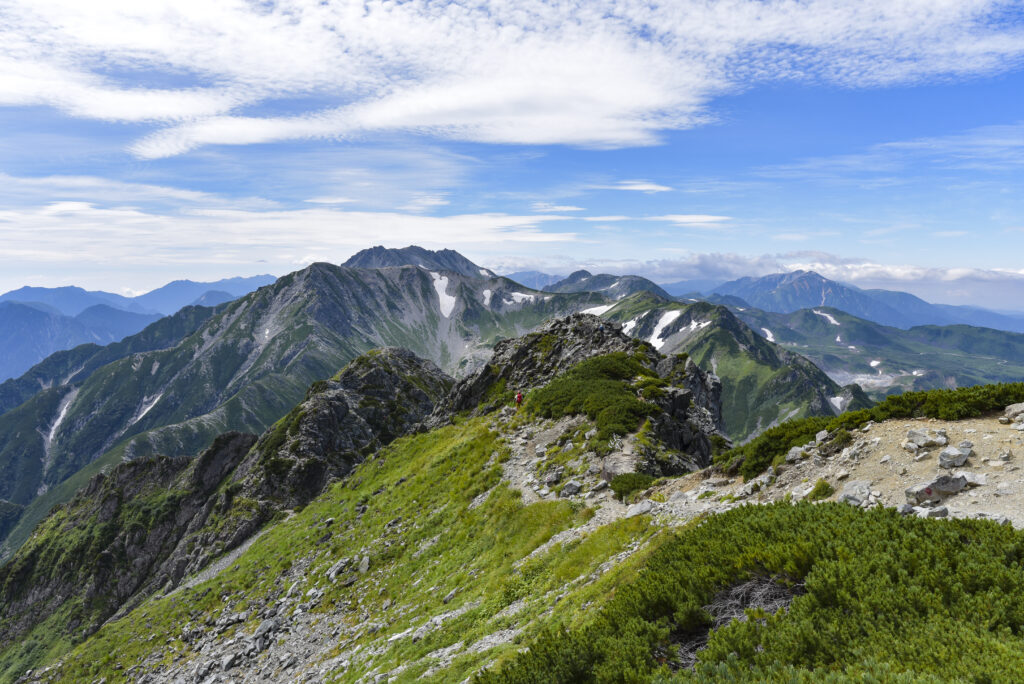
(5, 1, 1022, 157)
(591, 180, 674, 193)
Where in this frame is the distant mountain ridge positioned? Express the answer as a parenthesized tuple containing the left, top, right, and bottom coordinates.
(543, 270, 671, 300)
(713, 270, 1024, 333)
(0, 257, 606, 560)
(0, 302, 163, 381)
(0, 275, 276, 317)
(343, 245, 497, 278)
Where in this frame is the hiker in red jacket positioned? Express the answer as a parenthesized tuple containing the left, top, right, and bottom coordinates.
(515, 391, 524, 410)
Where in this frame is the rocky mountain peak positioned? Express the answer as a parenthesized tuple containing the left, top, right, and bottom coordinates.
(432, 313, 646, 419)
(342, 245, 494, 278)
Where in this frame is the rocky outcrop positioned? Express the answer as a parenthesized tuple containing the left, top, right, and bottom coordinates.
(0, 431, 257, 651)
(431, 314, 649, 421)
(236, 348, 453, 509)
(0, 348, 453, 674)
(432, 314, 725, 471)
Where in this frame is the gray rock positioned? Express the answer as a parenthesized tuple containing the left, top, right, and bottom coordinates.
(958, 440, 974, 450)
(543, 467, 564, 486)
(584, 428, 597, 440)
(999, 416, 1012, 425)
(253, 618, 278, 640)
(786, 446, 804, 463)
(221, 653, 237, 671)
(906, 475, 965, 504)
(815, 430, 829, 444)
(901, 440, 919, 453)
(443, 589, 457, 604)
(358, 556, 370, 574)
(327, 558, 350, 581)
(879, 454, 891, 464)
(952, 470, 986, 487)
(560, 480, 582, 496)
(931, 474, 968, 495)
(897, 504, 915, 516)
(1005, 402, 1024, 422)
(999, 448, 1014, 461)
(938, 446, 969, 469)
(906, 483, 941, 505)
(590, 480, 608, 492)
(625, 500, 654, 518)
(916, 506, 949, 518)
(838, 481, 872, 507)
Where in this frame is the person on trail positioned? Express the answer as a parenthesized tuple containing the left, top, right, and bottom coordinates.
(515, 391, 524, 410)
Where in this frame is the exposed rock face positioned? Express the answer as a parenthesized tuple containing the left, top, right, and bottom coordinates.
(431, 314, 725, 471)
(237, 348, 453, 508)
(432, 314, 649, 420)
(0, 348, 452, 667)
(0, 431, 257, 651)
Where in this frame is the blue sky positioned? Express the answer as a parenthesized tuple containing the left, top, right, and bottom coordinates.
(1, 1, 1024, 308)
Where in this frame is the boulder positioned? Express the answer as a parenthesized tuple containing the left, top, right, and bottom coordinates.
(906, 428, 946, 448)
(560, 480, 582, 497)
(838, 481, 872, 507)
(815, 430, 829, 444)
(901, 440, 919, 453)
(952, 470, 986, 487)
(915, 506, 949, 519)
(1005, 403, 1024, 422)
(625, 500, 654, 518)
(906, 474, 966, 504)
(938, 446, 969, 469)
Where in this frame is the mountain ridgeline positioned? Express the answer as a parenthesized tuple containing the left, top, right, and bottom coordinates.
(0, 259, 606, 560)
(0, 314, 725, 681)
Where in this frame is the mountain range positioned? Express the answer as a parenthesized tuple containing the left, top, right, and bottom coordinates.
(8, 246, 1024, 573)
(712, 270, 1024, 332)
(0, 302, 163, 381)
(0, 257, 610, 561)
(0, 276, 277, 382)
(2, 297, 1023, 683)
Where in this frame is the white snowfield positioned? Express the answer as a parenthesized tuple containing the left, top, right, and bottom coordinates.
(814, 310, 840, 326)
(649, 310, 682, 349)
(508, 292, 535, 304)
(482, 289, 493, 306)
(430, 272, 456, 318)
(761, 328, 775, 342)
(688, 319, 711, 331)
(870, 360, 881, 367)
(582, 304, 614, 316)
(830, 395, 846, 411)
(622, 317, 641, 335)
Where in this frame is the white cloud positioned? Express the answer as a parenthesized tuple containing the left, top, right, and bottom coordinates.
(531, 202, 585, 212)
(648, 214, 731, 226)
(7, 1, 1019, 156)
(592, 180, 674, 193)
(0, 195, 578, 293)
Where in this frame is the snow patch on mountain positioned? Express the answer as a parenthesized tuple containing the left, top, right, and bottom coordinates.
(761, 328, 775, 342)
(649, 310, 682, 349)
(814, 310, 840, 326)
(430, 272, 456, 318)
(622, 317, 640, 335)
(482, 289, 492, 307)
(582, 304, 613, 316)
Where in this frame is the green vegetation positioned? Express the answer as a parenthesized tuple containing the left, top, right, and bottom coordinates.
(610, 473, 656, 500)
(719, 381, 1024, 480)
(526, 352, 658, 440)
(40, 416, 660, 683)
(806, 479, 834, 501)
(480, 502, 1024, 683)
